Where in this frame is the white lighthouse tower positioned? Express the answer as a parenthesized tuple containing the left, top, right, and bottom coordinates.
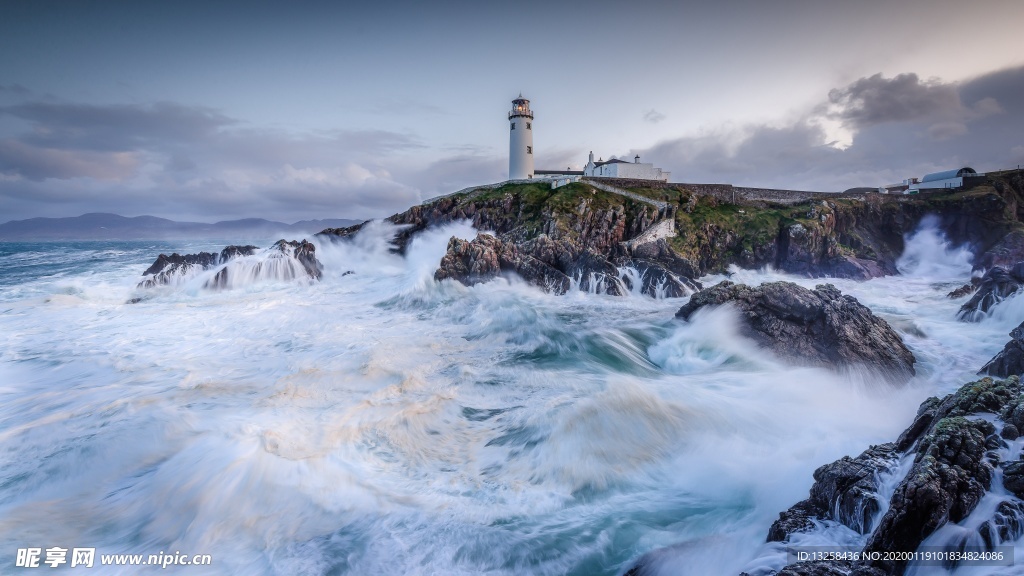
(508, 94, 534, 180)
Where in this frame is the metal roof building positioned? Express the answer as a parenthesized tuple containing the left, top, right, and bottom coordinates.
(909, 167, 980, 192)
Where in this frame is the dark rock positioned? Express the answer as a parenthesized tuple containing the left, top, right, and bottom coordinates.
(203, 239, 322, 289)
(976, 229, 1024, 272)
(767, 499, 823, 542)
(947, 283, 977, 299)
(676, 281, 916, 380)
(568, 248, 624, 296)
(1002, 393, 1024, 429)
(139, 245, 258, 287)
(434, 234, 572, 294)
(809, 444, 900, 535)
(1001, 423, 1019, 440)
(958, 266, 1023, 321)
(766, 377, 1022, 576)
(978, 500, 1024, 547)
(272, 239, 322, 280)
(980, 321, 1024, 377)
(1003, 460, 1024, 498)
(619, 259, 700, 298)
(769, 444, 899, 542)
(864, 417, 995, 575)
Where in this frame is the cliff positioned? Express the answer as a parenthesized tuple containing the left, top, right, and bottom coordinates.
(320, 171, 1024, 291)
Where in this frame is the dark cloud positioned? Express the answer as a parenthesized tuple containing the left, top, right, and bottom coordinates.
(640, 66, 1024, 191)
(825, 73, 962, 127)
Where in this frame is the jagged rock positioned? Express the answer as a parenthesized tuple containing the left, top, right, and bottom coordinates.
(619, 259, 699, 298)
(978, 500, 1024, 547)
(958, 265, 1024, 321)
(769, 444, 899, 542)
(767, 377, 1021, 576)
(863, 416, 995, 575)
(434, 234, 572, 294)
(979, 321, 1024, 377)
(675, 281, 916, 380)
(1002, 460, 1024, 498)
(204, 239, 322, 289)
(272, 239, 322, 280)
(138, 245, 258, 287)
(767, 499, 822, 542)
(947, 283, 977, 299)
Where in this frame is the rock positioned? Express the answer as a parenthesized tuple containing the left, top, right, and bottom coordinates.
(767, 499, 823, 542)
(979, 321, 1024, 377)
(434, 234, 572, 294)
(864, 416, 995, 575)
(138, 245, 258, 287)
(768, 444, 898, 542)
(766, 377, 1021, 576)
(1002, 394, 1024, 430)
(978, 500, 1024, 547)
(946, 283, 977, 299)
(203, 239, 323, 289)
(958, 266, 1023, 321)
(271, 239, 322, 280)
(675, 281, 916, 381)
(1002, 460, 1024, 498)
(1001, 423, 1019, 440)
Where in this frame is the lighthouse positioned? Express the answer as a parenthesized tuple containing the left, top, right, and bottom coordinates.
(508, 95, 534, 180)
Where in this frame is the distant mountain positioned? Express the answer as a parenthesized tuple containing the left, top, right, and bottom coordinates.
(0, 213, 361, 240)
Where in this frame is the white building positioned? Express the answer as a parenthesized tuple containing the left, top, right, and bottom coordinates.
(508, 95, 534, 180)
(907, 167, 979, 192)
(583, 151, 670, 181)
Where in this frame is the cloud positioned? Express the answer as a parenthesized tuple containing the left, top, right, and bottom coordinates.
(644, 109, 666, 123)
(638, 65, 1024, 191)
(0, 140, 142, 181)
(0, 99, 426, 221)
(825, 73, 961, 127)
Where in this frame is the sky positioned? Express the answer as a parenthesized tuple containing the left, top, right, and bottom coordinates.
(1, 0, 1023, 223)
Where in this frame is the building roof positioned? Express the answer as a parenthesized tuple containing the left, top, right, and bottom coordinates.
(535, 170, 584, 175)
(921, 167, 977, 183)
(594, 159, 630, 167)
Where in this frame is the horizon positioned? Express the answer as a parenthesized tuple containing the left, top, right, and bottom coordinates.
(2, 0, 1023, 223)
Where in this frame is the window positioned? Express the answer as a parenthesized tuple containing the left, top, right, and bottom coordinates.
(526, 123, 531, 130)
(511, 122, 515, 130)
(527, 146, 532, 154)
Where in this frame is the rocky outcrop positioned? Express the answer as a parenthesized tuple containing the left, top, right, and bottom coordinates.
(675, 281, 916, 380)
(138, 240, 322, 291)
(762, 376, 1021, 576)
(769, 444, 900, 542)
(138, 245, 258, 287)
(432, 229, 702, 297)
(979, 321, 1024, 377)
(863, 416, 995, 574)
(434, 234, 572, 294)
(957, 264, 1024, 321)
(204, 239, 322, 289)
(272, 239, 322, 280)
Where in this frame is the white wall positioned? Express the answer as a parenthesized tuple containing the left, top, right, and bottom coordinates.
(509, 116, 534, 180)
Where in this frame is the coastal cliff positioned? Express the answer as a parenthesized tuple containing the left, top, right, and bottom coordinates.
(320, 171, 1024, 290)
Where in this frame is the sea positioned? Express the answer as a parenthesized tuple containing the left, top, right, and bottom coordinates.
(1, 218, 1023, 575)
